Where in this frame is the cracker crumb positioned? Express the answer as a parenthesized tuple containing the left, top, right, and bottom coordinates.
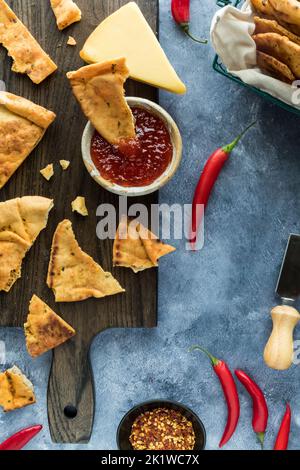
(40, 164, 54, 181)
(60, 160, 70, 170)
(67, 36, 77, 46)
(71, 196, 88, 216)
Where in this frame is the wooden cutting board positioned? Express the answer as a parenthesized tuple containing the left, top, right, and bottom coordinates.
(0, 0, 158, 443)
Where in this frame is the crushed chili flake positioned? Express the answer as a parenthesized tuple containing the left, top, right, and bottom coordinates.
(129, 407, 196, 451)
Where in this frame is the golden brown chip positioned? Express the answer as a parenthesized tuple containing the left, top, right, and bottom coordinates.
(24, 295, 76, 358)
(269, 0, 300, 26)
(0, 197, 53, 292)
(254, 15, 300, 45)
(113, 216, 154, 273)
(138, 224, 176, 266)
(113, 217, 176, 272)
(251, 0, 300, 35)
(253, 32, 300, 78)
(0, 366, 35, 412)
(67, 58, 136, 145)
(0, 91, 56, 189)
(47, 219, 125, 302)
(50, 0, 81, 30)
(0, 0, 57, 83)
(256, 50, 296, 82)
(251, 0, 278, 17)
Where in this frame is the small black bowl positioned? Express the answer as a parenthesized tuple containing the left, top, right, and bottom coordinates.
(117, 399, 206, 450)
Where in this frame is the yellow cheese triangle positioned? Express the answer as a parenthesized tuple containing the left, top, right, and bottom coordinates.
(24, 295, 76, 358)
(80, 2, 186, 94)
(47, 219, 125, 302)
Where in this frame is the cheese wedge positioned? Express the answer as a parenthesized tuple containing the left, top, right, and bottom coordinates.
(80, 2, 186, 94)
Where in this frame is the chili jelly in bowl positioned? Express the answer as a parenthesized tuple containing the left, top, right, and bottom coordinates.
(81, 97, 182, 197)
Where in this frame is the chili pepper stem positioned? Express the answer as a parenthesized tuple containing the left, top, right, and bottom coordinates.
(222, 121, 256, 154)
(256, 432, 265, 449)
(181, 24, 208, 44)
(189, 345, 219, 366)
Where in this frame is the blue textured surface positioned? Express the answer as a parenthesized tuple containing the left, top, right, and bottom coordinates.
(1, 0, 300, 451)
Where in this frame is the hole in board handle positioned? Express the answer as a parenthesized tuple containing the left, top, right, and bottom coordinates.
(64, 405, 78, 419)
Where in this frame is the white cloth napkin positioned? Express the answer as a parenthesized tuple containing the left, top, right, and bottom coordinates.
(210, 0, 300, 110)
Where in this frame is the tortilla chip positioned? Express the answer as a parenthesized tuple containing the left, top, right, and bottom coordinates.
(0, 366, 35, 412)
(24, 295, 75, 358)
(138, 223, 176, 266)
(67, 36, 77, 46)
(113, 217, 154, 273)
(71, 196, 88, 216)
(0, 91, 56, 189)
(60, 160, 70, 170)
(50, 0, 82, 30)
(113, 217, 176, 272)
(0, 196, 53, 292)
(256, 50, 296, 82)
(0, 0, 57, 83)
(251, 0, 300, 34)
(253, 32, 300, 78)
(40, 163, 54, 181)
(254, 16, 300, 45)
(47, 219, 125, 302)
(269, 0, 300, 27)
(67, 58, 136, 145)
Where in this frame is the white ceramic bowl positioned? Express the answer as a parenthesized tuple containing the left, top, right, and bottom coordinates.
(81, 97, 182, 197)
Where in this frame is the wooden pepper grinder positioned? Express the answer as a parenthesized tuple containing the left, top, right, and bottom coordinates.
(263, 235, 300, 370)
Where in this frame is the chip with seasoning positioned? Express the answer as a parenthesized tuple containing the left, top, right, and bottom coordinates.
(129, 407, 196, 450)
(0, 366, 36, 412)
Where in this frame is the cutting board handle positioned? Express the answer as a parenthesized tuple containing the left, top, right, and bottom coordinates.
(263, 305, 300, 370)
(47, 335, 95, 443)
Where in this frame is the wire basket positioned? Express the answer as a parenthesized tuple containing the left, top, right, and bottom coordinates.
(213, 0, 300, 116)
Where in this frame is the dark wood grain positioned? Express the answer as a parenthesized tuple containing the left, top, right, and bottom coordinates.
(0, 0, 158, 443)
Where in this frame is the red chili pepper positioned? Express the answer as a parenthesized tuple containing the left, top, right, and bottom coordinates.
(191, 346, 240, 448)
(274, 403, 291, 450)
(171, 0, 207, 44)
(190, 121, 256, 249)
(0, 425, 42, 451)
(235, 370, 268, 448)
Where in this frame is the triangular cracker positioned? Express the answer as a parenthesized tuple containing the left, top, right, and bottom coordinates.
(0, 91, 56, 189)
(47, 219, 125, 302)
(138, 223, 176, 266)
(113, 217, 176, 272)
(24, 295, 76, 358)
(67, 58, 136, 145)
(113, 216, 154, 273)
(0, 196, 54, 292)
(0, 366, 35, 412)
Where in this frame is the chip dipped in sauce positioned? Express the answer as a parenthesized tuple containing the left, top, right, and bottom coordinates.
(90, 107, 173, 187)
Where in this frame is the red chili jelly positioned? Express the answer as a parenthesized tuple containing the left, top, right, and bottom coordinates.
(90, 107, 173, 187)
